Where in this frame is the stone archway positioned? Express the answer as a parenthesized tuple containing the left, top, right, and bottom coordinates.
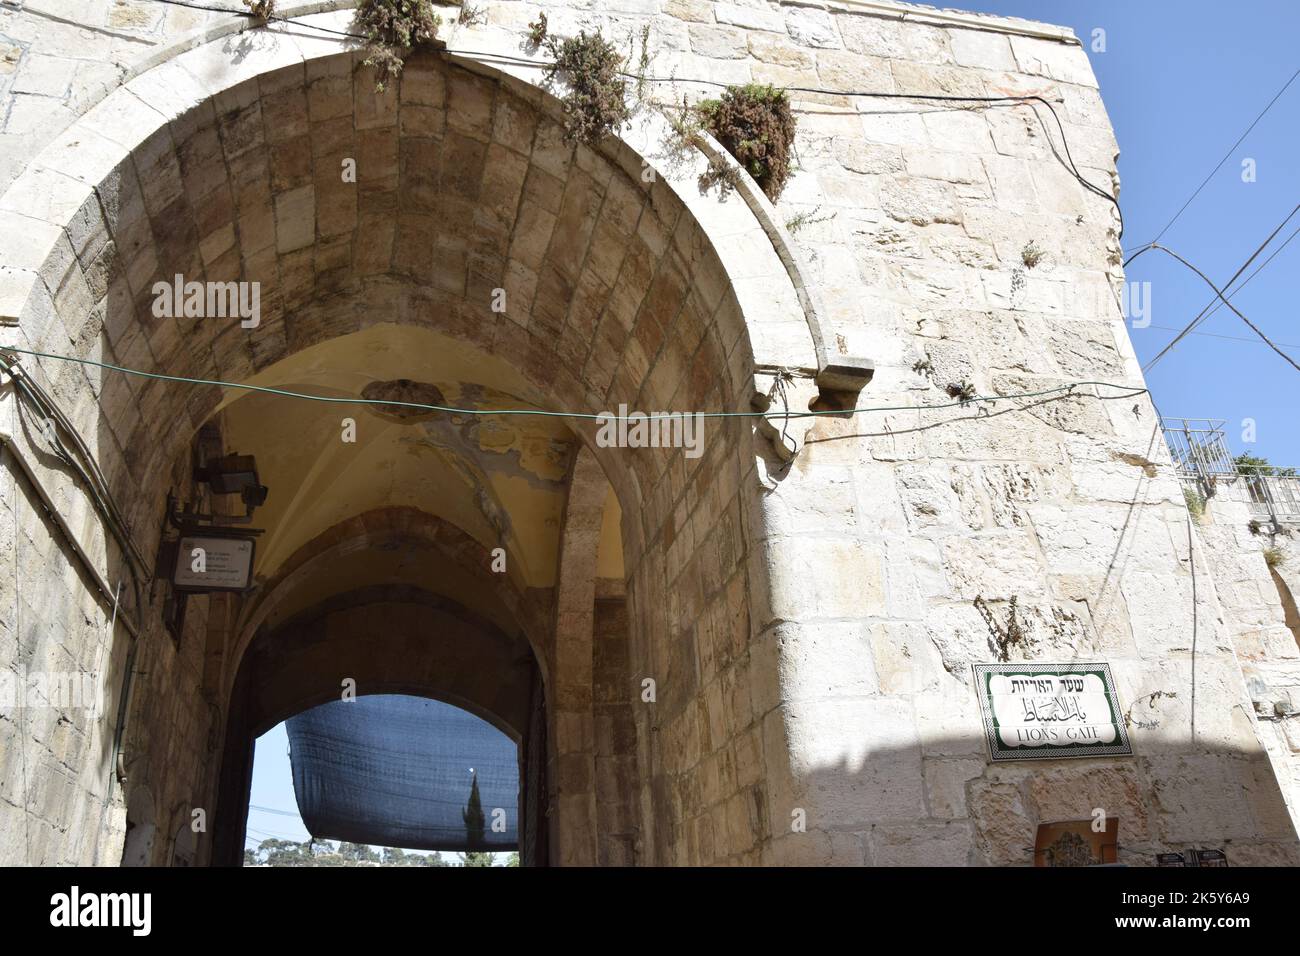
(0, 12, 821, 866)
(211, 580, 540, 865)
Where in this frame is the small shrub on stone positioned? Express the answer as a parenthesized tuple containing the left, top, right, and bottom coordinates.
(526, 12, 548, 47)
(628, 23, 652, 106)
(457, 2, 486, 27)
(1264, 546, 1286, 569)
(946, 381, 978, 403)
(1124, 689, 1178, 730)
(1021, 240, 1045, 269)
(697, 84, 797, 201)
(243, 0, 275, 20)
(699, 153, 744, 199)
(785, 205, 836, 234)
(354, 0, 443, 93)
(543, 30, 631, 146)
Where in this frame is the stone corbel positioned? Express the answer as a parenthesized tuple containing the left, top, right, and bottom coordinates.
(753, 354, 874, 461)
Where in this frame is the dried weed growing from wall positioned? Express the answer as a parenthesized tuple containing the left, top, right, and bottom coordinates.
(698, 84, 797, 202)
(243, 0, 275, 21)
(543, 30, 631, 146)
(354, 0, 443, 93)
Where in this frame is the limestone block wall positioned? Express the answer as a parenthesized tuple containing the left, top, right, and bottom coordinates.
(0, 0, 1297, 867)
(0, 421, 129, 865)
(0, 388, 216, 865)
(1186, 485, 1300, 835)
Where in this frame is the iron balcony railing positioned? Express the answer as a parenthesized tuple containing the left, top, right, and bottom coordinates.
(1242, 472, 1300, 523)
(1160, 417, 1300, 526)
(1161, 418, 1237, 478)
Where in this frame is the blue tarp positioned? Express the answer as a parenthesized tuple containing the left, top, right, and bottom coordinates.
(285, 695, 519, 851)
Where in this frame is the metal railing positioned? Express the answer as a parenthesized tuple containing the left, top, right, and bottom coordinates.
(1242, 472, 1300, 524)
(1160, 418, 1236, 478)
(1160, 417, 1300, 526)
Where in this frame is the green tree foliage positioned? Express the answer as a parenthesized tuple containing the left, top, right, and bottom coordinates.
(459, 769, 494, 865)
(1235, 453, 1297, 477)
(338, 841, 381, 864)
(244, 837, 447, 866)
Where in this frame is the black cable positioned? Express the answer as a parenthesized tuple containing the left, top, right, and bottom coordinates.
(1131, 201, 1300, 373)
(1126, 241, 1300, 374)
(1190, 220, 1300, 333)
(0, 354, 149, 634)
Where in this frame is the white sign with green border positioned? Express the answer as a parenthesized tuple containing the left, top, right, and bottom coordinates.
(973, 662, 1132, 762)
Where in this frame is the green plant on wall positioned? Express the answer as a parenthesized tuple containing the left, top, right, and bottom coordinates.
(697, 84, 797, 201)
(354, 0, 443, 93)
(456, 2, 486, 27)
(526, 11, 548, 47)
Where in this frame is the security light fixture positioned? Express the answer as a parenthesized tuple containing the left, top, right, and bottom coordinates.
(193, 452, 269, 524)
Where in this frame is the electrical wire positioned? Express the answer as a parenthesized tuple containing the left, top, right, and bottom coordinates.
(2, 344, 1147, 422)
(1125, 240, 1300, 374)
(0, 354, 149, 632)
(1183, 219, 1300, 337)
(1133, 202, 1300, 373)
(140, 0, 1122, 233)
(1147, 323, 1300, 350)
(4, 359, 148, 572)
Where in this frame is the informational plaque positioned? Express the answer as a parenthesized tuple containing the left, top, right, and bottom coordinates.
(172, 535, 255, 591)
(973, 662, 1132, 762)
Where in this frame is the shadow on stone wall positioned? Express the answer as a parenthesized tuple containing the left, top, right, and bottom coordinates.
(770, 732, 1300, 867)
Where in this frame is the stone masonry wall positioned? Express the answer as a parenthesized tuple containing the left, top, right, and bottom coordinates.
(1186, 482, 1300, 835)
(1, 0, 1297, 867)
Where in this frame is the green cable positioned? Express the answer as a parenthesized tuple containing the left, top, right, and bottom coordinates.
(1, 345, 1147, 422)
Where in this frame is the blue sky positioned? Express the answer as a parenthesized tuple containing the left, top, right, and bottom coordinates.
(963, 0, 1299, 465)
(247, 723, 315, 846)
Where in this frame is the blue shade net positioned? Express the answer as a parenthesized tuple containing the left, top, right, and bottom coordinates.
(285, 695, 518, 852)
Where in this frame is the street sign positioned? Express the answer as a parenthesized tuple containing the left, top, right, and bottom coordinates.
(973, 662, 1132, 761)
